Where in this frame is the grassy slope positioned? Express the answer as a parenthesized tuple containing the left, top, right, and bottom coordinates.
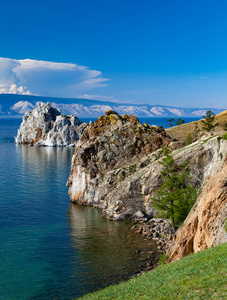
(78, 243, 227, 300)
(166, 110, 227, 142)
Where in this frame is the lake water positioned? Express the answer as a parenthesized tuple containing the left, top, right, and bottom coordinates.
(0, 118, 159, 300)
(0, 116, 200, 300)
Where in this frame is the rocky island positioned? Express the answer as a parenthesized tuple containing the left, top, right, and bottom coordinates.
(15, 102, 87, 146)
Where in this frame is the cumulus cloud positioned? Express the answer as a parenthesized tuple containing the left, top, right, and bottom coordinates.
(0, 57, 109, 97)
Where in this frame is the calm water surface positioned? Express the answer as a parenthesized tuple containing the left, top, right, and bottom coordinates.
(0, 118, 160, 300)
(0, 116, 200, 299)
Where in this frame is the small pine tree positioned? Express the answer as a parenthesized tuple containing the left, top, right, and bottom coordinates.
(167, 118, 174, 127)
(185, 133, 193, 145)
(151, 150, 196, 231)
(175, 118, 185, 126)
(201, 111, 218, 132)
(193, 122, 200, 140)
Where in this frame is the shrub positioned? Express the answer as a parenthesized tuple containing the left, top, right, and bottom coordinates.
(185, 133, 193, 145)
(119, 175, 125, 182)
(159, 253, 169, 265)
(223, 133, 227, 140)
(129, 164, 137, 173)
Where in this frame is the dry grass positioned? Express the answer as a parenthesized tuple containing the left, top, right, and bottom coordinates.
(166, 110, 227, 142)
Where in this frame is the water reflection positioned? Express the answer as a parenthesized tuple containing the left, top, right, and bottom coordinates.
(15, 144, 75, 190)
(0, 144, 75, 228)
(68, 203, 158, 291)
(15, 144, 75, 170)
(2, 142, 158, 299)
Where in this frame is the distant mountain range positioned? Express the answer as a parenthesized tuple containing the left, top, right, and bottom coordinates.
(0, 94, 225, 118)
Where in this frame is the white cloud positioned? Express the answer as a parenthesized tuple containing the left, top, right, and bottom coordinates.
(1, 84, 31, 95)
(0, 57, 109, 97)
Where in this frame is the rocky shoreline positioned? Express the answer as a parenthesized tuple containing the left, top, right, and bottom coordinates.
(131, 218, 174, 252)
(130, 217, 175, 275)
(78, 215, 174, 278)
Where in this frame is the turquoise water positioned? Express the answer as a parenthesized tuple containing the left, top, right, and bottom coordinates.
(0, 116, 200, 299)
(0, 119, 159, 300)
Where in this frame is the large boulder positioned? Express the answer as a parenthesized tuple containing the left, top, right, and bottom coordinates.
(15, 102, 87, 146)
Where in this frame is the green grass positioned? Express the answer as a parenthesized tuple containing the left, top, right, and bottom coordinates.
(119, 174, 125, 182)
(223, 133, 227, 140)
(129, 163, 137, 173)
(78, 243, 227, 300)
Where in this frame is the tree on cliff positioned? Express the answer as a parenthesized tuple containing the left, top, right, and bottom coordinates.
(151, 148, 196, 232)
(167, 118, 174, 127)
(201, 110, 218, 132)
(175, 118, 185, 126)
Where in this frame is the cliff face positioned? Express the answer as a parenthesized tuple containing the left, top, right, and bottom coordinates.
(15, 102, 87, 146)
(168, 162, 227, 262)
(67, 111, 173, 219)
(67, 110, 227, 221)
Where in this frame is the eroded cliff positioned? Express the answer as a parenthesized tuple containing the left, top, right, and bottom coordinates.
(167, 161, 227, 262)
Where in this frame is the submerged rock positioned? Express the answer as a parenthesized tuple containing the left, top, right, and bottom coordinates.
(15, 102, 87, 146)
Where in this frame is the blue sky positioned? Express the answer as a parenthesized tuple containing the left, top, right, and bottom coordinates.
(0, 0, 227, 108)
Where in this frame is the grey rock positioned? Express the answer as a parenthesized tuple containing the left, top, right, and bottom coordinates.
(15, 102, 87, 146)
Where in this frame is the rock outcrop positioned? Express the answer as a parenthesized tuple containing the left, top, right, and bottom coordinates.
(67, 113, 227, 221)
(67, 110, 173, 219)
(167, 161, 227, 262)
(15, 102, 87, 146)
